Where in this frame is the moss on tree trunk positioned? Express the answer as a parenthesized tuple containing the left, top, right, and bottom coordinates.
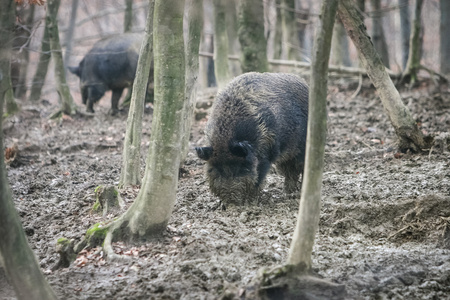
(370, 0, 390, 68)
(213, 0, 230, 90)
(124, 0, 133, 32)
(181, 0, 203, 162)
(287, 0, 337, 272)
(401, 0, 423, 84)
(13, 5, 35, 100)
(46, 0, 77, 116)
(102, 0, 186, 252)
(280, 0, 300, 61)
(0, 0, 19, 116)
(29, 24, 51, 102)
(237, 0, 268, 73)
(119, 0, 155, 188)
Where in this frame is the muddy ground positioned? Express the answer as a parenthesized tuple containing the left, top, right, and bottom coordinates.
(1, 78, 450, 299)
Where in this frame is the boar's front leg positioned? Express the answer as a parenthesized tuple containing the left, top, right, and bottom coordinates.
(111, 88, 124, 115)
(277, 158, 303, 197)
(87, 98, 95, 113)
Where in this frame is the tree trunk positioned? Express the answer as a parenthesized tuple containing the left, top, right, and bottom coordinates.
(46, 0, 77, 115)
(280, 0, 300, 61)
(107, 0, 186, 244)
(0, 30, 57, 300)
(401, 0, 423, 84)
(118, 0, 155, 189)
(370, 0, 390, 68)
(181, 0, 203, 162)
(297, 1, 311, 62)
(29, 23, 51, 102)
(13, 5, 35, 100)
(225, 0, 241, 77)
(399, 0, 410, 70)
(338, 0, 425, 152)
(63, 0, 78, 77)
(0, 0, 19, 115)
(265, 0, 277, 60)
(441, 0, 450, 74)
(213, 0, 230, 90)
(357, 0, 365, 15)
(124, 0, 133, 32)
(237, 0, 268, 73)
(198, 0, 215, 88)
(287, 0, 337, 272)
(331, 18, 351, 67)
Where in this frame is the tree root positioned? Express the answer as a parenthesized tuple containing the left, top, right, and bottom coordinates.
(52, 238, 76, 270)
(102, 230, 132, 262)
(399, 64, 448, 87)
(223, 264, 347, 300)
(350, 73, 363, 99)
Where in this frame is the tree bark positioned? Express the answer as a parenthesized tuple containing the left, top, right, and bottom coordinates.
(338, 0, 425, 152)
(63, 0, 78, 77)
(46, 0, 77, 115)
(357, 0, 365, 15)
(287, 0, 337, 271)
(198, 0, 215, 88)
(331, 18, 351, 67)
(225, 0, 241, 77)
(29, 23, 51, 102)
(399, 0, 410, 70)
(124, 0, 133, 32)
(13, 5, 35, 100)
(181, 0, 203, 162)
(297, 1, 311, 62)
(401, 0, 423, 84)
(0, 0, 19, 115)
(265, 0, 277, 59)
(213, 0, 230, 90)
(370, 0, 390, 68)
(0, 26, 57, 300)
(118, 0, 155, 189)
(237, 0, 268, 73)
(441, 0, 450, 75)
(280, 0, 300, 61)
(106, 0, 186, 245)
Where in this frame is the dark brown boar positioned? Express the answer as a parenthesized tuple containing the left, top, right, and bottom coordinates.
(196, 72, 309, 205)
(69, 33, 148, 114)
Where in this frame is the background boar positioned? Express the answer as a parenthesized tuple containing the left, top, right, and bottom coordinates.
(69, 32, 149, 114)
(196, 72, 309, 205)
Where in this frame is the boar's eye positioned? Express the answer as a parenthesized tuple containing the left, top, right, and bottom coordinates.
(196, 146, 213, 160)
(230, 141, 252, 158)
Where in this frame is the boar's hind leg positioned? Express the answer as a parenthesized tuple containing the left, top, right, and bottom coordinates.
(111, 88, 124, 115)
(277, 158, 303, 196)
(87, 98, 95, 113)
(257, 159, 272, 187)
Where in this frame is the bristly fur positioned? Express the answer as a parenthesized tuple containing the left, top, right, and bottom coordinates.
(198, 72, 309, 205)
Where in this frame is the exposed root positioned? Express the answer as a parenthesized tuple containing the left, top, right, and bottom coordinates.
(350, 73, 363, 99)
(103, 230, 132, 262)
(223, 264, 347, 300)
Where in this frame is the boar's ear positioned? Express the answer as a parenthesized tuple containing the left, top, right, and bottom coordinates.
(230, 141, 252, 158)
(68, 66, 81, 77)
(196, 146, 213, 161)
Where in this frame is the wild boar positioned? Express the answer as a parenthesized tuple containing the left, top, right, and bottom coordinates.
(69, 33, 147, 114)
(196, 72, 309, 205)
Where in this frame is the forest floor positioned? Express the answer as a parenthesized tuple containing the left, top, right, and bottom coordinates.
(1, 78, 450, 300)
